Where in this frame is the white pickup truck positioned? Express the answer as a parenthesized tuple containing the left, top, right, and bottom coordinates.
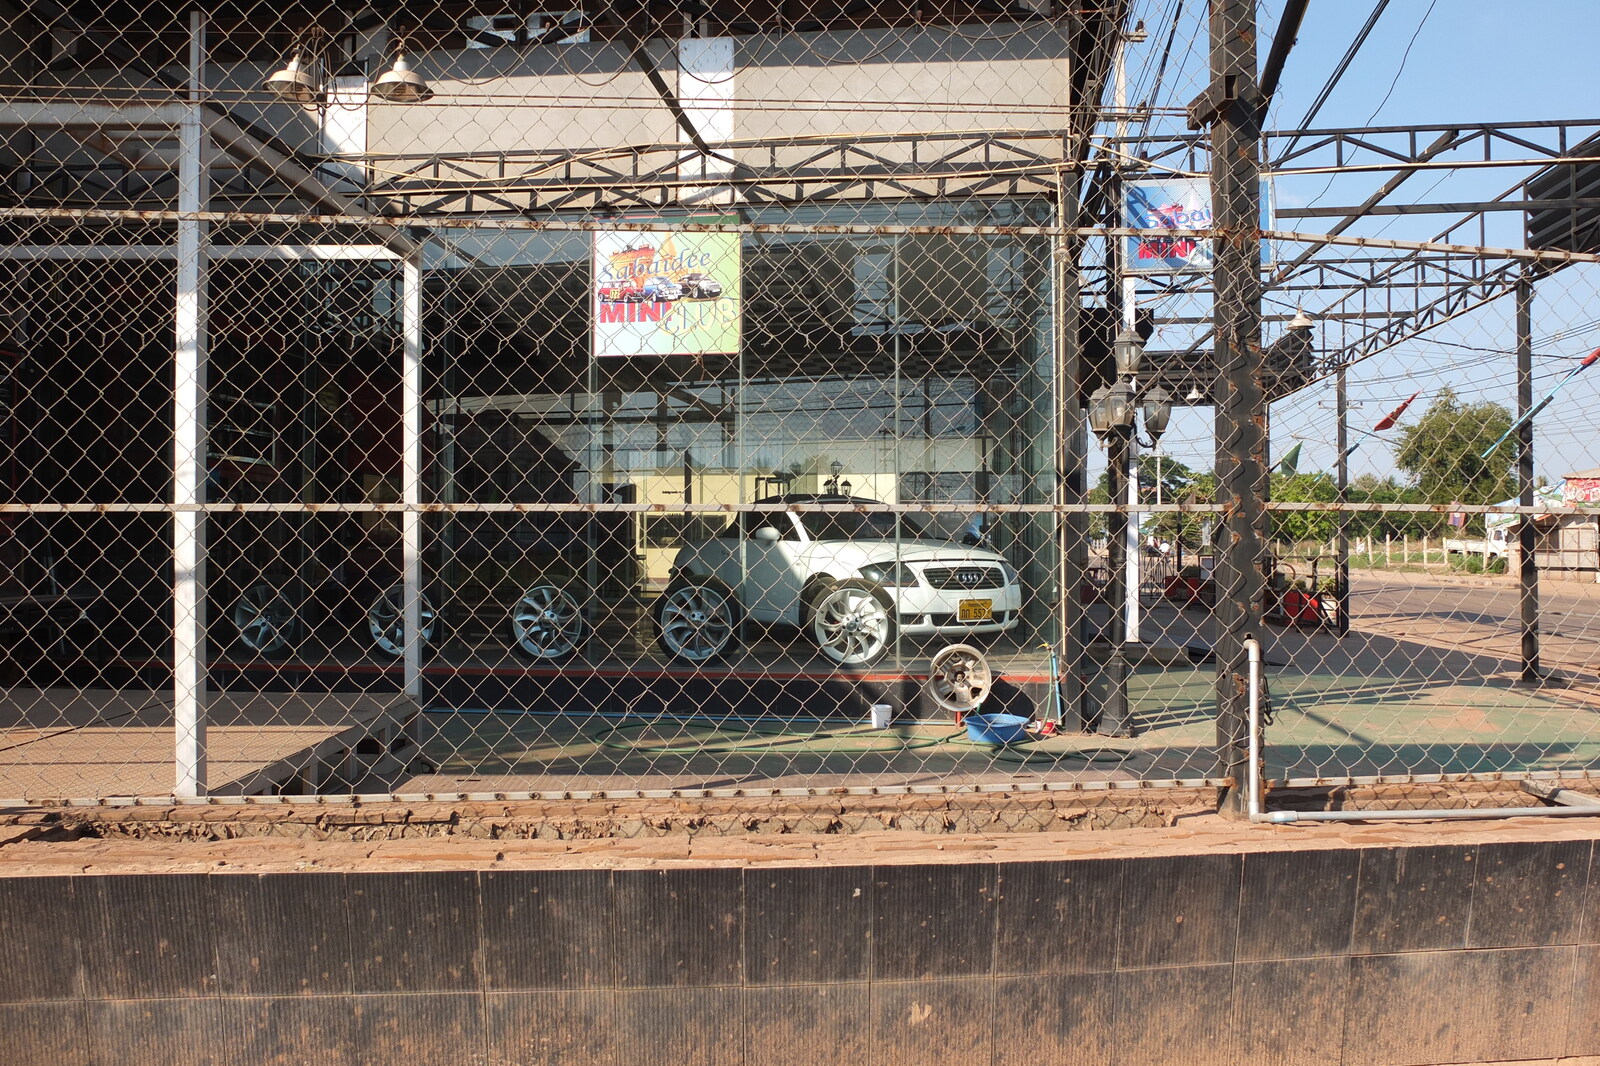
(1444, 526, 1509, 558)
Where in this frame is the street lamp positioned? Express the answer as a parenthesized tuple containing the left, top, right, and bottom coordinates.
(1087, 325, 1171, 739)
(825, 459, 845, 495)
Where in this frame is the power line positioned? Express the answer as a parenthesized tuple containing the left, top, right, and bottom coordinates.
(1273, 0, 1392, 165)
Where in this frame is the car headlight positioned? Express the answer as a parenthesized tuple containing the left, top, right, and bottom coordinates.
(859, 561, 919, 587)
(1000, 562, 1020, 586)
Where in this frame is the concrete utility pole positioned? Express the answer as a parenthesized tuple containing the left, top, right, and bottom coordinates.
(1189, 0, 1266, 812)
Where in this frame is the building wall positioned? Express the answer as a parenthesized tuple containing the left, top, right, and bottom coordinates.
(365, 23, 1075, 166)
(4, 838, 1599, 1065)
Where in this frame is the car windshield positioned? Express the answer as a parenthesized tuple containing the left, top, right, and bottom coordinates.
(796, 510, 929, 541)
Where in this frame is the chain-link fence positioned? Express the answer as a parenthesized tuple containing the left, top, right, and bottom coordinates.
(2, 2, 1599, 809)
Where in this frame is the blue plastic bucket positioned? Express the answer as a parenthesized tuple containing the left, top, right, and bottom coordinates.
(964, 712, 1031, 745)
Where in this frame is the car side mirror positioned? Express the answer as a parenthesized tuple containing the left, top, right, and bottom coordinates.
(753, 525, 781, 543)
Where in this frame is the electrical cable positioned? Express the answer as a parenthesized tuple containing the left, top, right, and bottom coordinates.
(1274, 0, 1392, 166)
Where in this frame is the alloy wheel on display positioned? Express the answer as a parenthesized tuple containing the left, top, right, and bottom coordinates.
(231, 583, 298, 658)
(654, 581, 738, 662)
(926, 643, 993, 714)
(509, 584, 586, 660)
(367, 586, 437, 658)
(810, 579, 895, 667)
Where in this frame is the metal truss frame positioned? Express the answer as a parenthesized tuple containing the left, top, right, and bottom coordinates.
(5, 83, 1597, 394)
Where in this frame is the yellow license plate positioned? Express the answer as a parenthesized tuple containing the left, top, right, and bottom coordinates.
(958, 599, 993, 622)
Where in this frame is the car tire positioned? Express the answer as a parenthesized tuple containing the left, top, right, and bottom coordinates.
(366, 585, 438, 658)
(808, 578, 895, 668)
(508, 584, 587, 661)
(231, 582, 300, 658)
(653, 579, 739, 663)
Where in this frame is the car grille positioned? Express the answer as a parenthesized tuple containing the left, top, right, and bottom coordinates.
(919, 565, 1006, 591)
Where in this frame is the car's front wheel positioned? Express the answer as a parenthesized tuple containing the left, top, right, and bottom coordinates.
(808, 579, 895, 668)
(653, 579, 739, 663)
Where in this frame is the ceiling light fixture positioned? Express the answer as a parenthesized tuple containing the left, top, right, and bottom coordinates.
(263, 52, 319, 105)
(372, 51, 433, 102)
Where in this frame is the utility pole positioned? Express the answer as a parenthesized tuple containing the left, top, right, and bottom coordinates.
(1516, 272, 1540, 681)
(1335, 369, 1351, 636)
(1189, 0, 1265, 813)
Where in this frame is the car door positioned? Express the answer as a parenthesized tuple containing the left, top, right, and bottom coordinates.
(732, 514, 804, 623)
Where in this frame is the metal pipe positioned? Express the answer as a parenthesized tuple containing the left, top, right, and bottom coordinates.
(173, 9, 209, 799)
(1124, 430, 1141, 643)
(1209, 0, 1266, 814)
(401, 249, 424, 699)
(1335, 366, 1351, 635)
(1516, 272, 1540, 681)
(1247, 637, 1262, 816)
(1263, 806, 1600, 824)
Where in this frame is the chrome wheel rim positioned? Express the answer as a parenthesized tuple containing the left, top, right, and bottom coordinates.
(509, 585, 585, 659)
(368, 586, 436, 658)
(812, 586, 892, 666)
(656, 584, 735, 662)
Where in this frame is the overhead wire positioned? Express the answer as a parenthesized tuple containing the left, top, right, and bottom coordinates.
(1273, 0, 1392, 166)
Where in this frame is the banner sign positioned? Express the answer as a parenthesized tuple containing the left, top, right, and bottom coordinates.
(592, 224, 741, 357)
(1122, 178, 1272, 274)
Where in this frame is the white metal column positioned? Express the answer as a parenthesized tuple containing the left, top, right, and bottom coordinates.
(174, 10, 210, 796)
(402, 249, 425, 698)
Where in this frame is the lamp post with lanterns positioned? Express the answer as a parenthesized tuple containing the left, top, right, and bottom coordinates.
(1087, 325, 1172, 737)
(824, 459, 851, 496)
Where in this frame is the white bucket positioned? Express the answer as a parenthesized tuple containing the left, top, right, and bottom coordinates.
(870, 703, 893, 729)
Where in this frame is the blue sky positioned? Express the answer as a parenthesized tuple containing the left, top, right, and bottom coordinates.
(1120, 0, 1600, 487)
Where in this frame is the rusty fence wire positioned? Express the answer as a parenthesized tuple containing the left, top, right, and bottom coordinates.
(1, 1, 1599, 807)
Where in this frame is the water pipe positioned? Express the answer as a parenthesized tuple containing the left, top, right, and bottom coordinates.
(1243, 637, 1600, 825)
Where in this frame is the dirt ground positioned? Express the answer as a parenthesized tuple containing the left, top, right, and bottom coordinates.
(5, 782, 1600, 875)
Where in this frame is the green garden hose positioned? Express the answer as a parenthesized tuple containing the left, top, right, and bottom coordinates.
(587, 716, 1132, 762)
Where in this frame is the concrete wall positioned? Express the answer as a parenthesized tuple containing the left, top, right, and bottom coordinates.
(4, 838, 1599, 1065)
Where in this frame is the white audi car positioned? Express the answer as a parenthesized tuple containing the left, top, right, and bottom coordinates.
(656, 495, 1022, 666)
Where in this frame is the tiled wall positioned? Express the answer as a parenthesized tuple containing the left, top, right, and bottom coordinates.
(2, 840, 1597, 1065)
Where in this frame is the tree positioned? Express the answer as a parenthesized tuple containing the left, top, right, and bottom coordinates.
(1347, 474, 1434, 541)
(1093, 455, 1201, 503)
(1394, 389, 1517, 512)
(1270, 471, 1337, 547)
(1152, 469, 1215, 548)
(1094, 457, 1207, 547)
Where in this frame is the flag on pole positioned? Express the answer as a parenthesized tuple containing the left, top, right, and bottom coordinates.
(1340, 391, 1422, 459)
(1373, 391, 1421, 432)
(1480, 346, 1600, 459)
(1276, 442, 1302, 476)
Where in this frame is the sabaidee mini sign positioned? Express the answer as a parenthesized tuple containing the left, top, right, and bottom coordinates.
(592, 222, 741, 357)
(1122, 177, 1273, 274)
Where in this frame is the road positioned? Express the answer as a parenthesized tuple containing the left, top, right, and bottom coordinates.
(1348, 570, 1600, 682)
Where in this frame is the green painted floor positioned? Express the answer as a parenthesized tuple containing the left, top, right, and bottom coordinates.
(410, 577, 1600, 790)
(414, 663, 1600, 790)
